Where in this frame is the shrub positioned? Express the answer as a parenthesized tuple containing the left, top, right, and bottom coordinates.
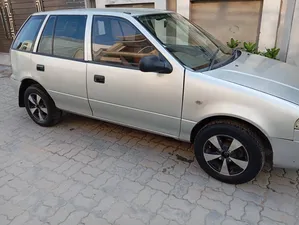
(261, 47, 280, 59)
(226, 38, 280, 60)
(227, 38, 241, 49)
(243, 42, 258, 54)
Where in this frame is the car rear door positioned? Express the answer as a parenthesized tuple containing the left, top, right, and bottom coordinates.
(86, 15, 185, 137)
(31, 14, 92, 116)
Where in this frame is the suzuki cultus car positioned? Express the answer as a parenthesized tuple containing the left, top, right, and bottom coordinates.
(11, 9, 299, 184)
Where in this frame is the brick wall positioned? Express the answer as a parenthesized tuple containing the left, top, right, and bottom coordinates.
(66, 0, 85, 8)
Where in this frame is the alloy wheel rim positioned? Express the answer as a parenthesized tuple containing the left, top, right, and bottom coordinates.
(203, 135, 249, 176)
(28, 93, 48, 122)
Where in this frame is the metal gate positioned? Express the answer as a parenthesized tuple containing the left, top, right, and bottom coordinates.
(0, 0, 44, 53)
(0, 0, 15, 52)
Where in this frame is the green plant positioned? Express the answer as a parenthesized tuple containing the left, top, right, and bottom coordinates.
(226, 38, 282, 61)
(261, 47, 280, 59)
(243, 42, 258, 54)
(226, 38, 241, 49)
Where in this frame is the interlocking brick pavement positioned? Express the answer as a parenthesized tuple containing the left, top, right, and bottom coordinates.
(0, 76, 298, 225)
(0, 65, 11, 78)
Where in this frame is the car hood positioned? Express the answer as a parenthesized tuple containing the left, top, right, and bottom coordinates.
(204, 52, 299, 105)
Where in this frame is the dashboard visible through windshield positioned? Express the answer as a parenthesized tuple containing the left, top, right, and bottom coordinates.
(136, 13, 234, 71)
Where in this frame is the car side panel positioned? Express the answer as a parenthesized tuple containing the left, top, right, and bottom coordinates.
(10, 50, 33, 85)
(271, 138, 299, 168)
(86, 14, 186, 137)
(30, 54, 91, 116)
(87, 64, 182, 137)
(181, 70, 299, 141)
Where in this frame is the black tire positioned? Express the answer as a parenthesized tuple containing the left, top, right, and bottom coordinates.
(194, 120, 265, 184)
(24, 84, 62, 127)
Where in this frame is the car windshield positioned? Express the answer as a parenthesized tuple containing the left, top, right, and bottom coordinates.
(137, 13, 233, 70)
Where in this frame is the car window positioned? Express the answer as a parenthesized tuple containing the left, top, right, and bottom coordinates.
(12, 15, 46, 52)
(92, 16, 158, 68)
(52, 15, 87, 60)
(138, 13, 232, 70)
(37, 16, 56, 55)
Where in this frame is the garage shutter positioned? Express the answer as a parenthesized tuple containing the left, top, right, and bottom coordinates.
(0, 0, 35, 53)
(0, 18, 12, 52)
(106, 3, 154, 8)
(11, 0, 36, 31)
(191, 0, 262, 44)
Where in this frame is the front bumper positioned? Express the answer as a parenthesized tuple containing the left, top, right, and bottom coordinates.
(271, 137, 299, 169)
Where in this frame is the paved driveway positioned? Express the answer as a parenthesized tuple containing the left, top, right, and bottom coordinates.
(0, 75, 298, 225)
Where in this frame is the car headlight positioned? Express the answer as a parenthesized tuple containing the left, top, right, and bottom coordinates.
(295, 119, 299, 129)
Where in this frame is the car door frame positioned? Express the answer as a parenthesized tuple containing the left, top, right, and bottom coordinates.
(29, 12, 92, 116)
(85, 12, 187, 138)
(85, 12, 184, 74)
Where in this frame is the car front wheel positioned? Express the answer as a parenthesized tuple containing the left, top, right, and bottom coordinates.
(194, 120, 265, 184)
(24, 84, 62, 127)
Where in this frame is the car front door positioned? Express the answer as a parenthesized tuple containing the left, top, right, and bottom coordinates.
(31, 14, 92, 116)
(86, 15, 184, 137)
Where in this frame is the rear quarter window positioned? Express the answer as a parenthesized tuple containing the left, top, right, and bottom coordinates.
(12, 15, 46, 52)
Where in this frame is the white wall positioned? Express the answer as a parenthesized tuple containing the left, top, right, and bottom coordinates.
(177, 0, 190, 18)
(258, 0, 281, 51)
(276, 0, 296, 61)
(287, 0, 299, 66)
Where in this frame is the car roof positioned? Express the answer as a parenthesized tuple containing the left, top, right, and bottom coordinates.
(33, 8, 172, 17)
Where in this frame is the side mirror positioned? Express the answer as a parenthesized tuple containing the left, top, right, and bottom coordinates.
(139, 55, 173, 74)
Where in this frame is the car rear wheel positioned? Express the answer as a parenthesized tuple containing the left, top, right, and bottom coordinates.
(194, 120, 265, 184)
(24, 84, 62, 127)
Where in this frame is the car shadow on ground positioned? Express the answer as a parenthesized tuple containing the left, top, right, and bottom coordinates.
(57, 112, 298, 185)
(59, 112, 195, 161)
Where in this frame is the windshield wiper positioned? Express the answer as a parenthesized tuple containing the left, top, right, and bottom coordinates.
(208, 47, 220, 70)
(232, 49, 240, 59)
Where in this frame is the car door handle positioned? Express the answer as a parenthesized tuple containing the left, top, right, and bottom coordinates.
(94, 75, 105, 84)
(37, 64, 45, 72)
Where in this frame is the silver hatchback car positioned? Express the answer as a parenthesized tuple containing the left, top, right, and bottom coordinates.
(10, 8, 299, 184)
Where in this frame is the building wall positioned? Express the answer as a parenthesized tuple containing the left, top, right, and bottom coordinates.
(105, 3, 154, 8)
(276, 0, 295, 61)
(92, 0, 299, 66)
(191, 1, 262, 44)
(97, 0, 168, 9)
(287, 0, 299, 65)
(167, 0, 176, 12)
(266, 0, 299, 66)
(93, 0, 262, 44)
(43, 0, 85, 11)
(97, 0, 152, 4)
(95, 0, 176, 11)
(66, 0, 85, 8)
(1, 0, 298, 66)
